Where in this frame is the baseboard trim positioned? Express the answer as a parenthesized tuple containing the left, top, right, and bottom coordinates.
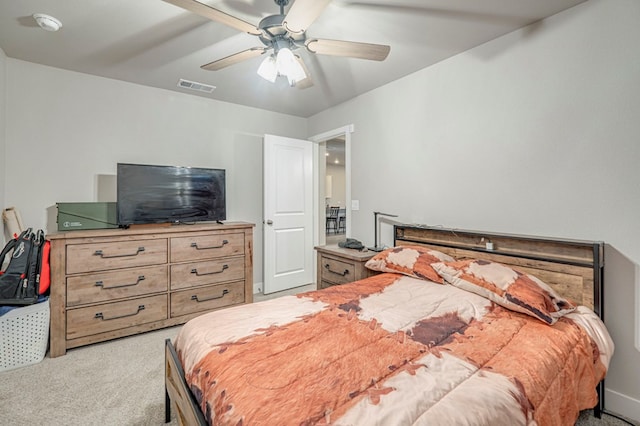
(605, 388, 640, 423)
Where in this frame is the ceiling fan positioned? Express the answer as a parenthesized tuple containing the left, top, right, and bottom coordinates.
(163, 0, 391, 88)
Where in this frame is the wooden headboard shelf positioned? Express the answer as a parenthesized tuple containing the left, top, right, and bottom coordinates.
(395, 225, 603, 267)
(394, 225, 604, 317)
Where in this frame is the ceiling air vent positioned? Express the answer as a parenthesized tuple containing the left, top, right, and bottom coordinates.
(177, 79, 216, 94)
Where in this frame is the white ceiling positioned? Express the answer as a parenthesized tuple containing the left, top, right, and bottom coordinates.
(0, 0, 586, 118)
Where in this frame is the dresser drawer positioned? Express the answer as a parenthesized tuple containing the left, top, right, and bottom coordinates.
(170, 281, 245, 317)
(170, 233, 244, 262)
(320, 256, 357, 285)
(66, 265, 168, 307)
(66, 239, 168, 274)
(170, 257, 244, 290)
(66, 294, 167, 339)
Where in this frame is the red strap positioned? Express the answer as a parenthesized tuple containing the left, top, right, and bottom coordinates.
(39, 240, 51, 295)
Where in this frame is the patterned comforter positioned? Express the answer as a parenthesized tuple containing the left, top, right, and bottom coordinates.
(174, 273, 613, 426)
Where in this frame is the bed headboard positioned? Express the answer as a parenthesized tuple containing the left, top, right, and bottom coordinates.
(394, 225, 604, 317)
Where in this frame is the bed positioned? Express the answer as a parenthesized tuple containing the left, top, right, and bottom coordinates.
(164, 225, 614, 425)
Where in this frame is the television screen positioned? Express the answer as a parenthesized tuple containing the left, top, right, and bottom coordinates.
(117, 163, 226, 226)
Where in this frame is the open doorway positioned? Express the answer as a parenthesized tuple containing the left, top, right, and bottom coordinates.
(324, 138, 346, 244)
(310, 125, 352, 247)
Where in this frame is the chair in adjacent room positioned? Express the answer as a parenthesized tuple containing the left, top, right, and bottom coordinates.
(326, 206, 339, 234)
(338, 212, 346, 234)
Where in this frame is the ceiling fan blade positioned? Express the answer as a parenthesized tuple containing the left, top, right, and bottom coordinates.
(294, 55, 313, 89)
(306, 39, 390, 61)
(163, 0, 261, 35)
(201, 47, 267, 71)
(283, 0, 332, 33)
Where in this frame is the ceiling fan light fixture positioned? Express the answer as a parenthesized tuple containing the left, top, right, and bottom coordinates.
(258, 47, 307, 86)
(285, 65, 306, 86)
(286, 57, 307, 85)
(275, 47, 295, 71)
(257, 54, 278, 83)
(275, 48, 306, 85)
(33, 13, 62, 32)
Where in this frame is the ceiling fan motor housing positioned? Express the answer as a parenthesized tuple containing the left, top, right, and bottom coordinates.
(258, 14, 306, 51)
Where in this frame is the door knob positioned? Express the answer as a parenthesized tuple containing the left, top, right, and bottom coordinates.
(265, 220, 273, 225)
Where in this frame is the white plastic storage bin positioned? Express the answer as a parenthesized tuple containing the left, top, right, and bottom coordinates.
(0, 299, 50, 372)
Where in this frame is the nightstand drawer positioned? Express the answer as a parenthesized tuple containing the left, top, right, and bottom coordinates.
(66, 294, 167, 339)
(170, 257, 245, 290)
(66, 265, 168, 307)
(171, 233, 244, 262)
(170, 281, 245, 317)
(315, 245, 378, 290)
(320, 256, 356, 285)
(66, 239, 168, 274)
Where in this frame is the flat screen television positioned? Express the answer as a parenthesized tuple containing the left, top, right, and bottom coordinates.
(117, 163, 226, 226)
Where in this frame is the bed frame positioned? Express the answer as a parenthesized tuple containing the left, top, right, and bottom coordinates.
(164, 225, 605, 425)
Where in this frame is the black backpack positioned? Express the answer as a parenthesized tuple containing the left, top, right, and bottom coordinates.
(0, 228, 45, 306)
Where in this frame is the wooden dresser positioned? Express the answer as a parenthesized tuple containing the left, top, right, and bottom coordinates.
(315, 245, 378, 290)
(48, 222, 254, 357)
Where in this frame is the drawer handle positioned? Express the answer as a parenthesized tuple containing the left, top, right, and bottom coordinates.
(191, 289, 229, 303)
(324, 264, 350, 277)
(95, 275, 145, 290)
(95, 304, 145, 321)
(191, 264, 229, 276)
(93, 247, 145, 258)
(190, 240, 228, 250)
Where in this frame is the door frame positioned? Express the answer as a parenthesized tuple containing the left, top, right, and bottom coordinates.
(309, 124, 353, 249)
(258, 125, 353, 294)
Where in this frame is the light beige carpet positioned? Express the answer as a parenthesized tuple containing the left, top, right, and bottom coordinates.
(0, 321, 636, 425)
(0, 326, 180, 426)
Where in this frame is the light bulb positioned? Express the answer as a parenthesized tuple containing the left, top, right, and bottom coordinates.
(276, 47, 296, 74)
(276, 48, 306, 85)
(286, 56, 307, 86)
(257, 54, 277, 83)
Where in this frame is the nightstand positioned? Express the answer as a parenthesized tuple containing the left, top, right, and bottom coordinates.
(315, 244, 379, 290)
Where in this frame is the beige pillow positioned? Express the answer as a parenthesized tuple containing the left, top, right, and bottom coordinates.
(432, 259, 576, 325)
(365, 245, 455, 283)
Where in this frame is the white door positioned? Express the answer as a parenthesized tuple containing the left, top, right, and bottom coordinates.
(263, 134, 314, 294)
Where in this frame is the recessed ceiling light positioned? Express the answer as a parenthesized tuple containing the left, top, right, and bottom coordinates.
(33, 13, 62, 32)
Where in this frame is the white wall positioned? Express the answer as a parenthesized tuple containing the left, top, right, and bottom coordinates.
(326, 163, 346, 208)
(309, 0, 640, 421)
(4, 60, 307, 286)
(0, 47, 6, 246)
